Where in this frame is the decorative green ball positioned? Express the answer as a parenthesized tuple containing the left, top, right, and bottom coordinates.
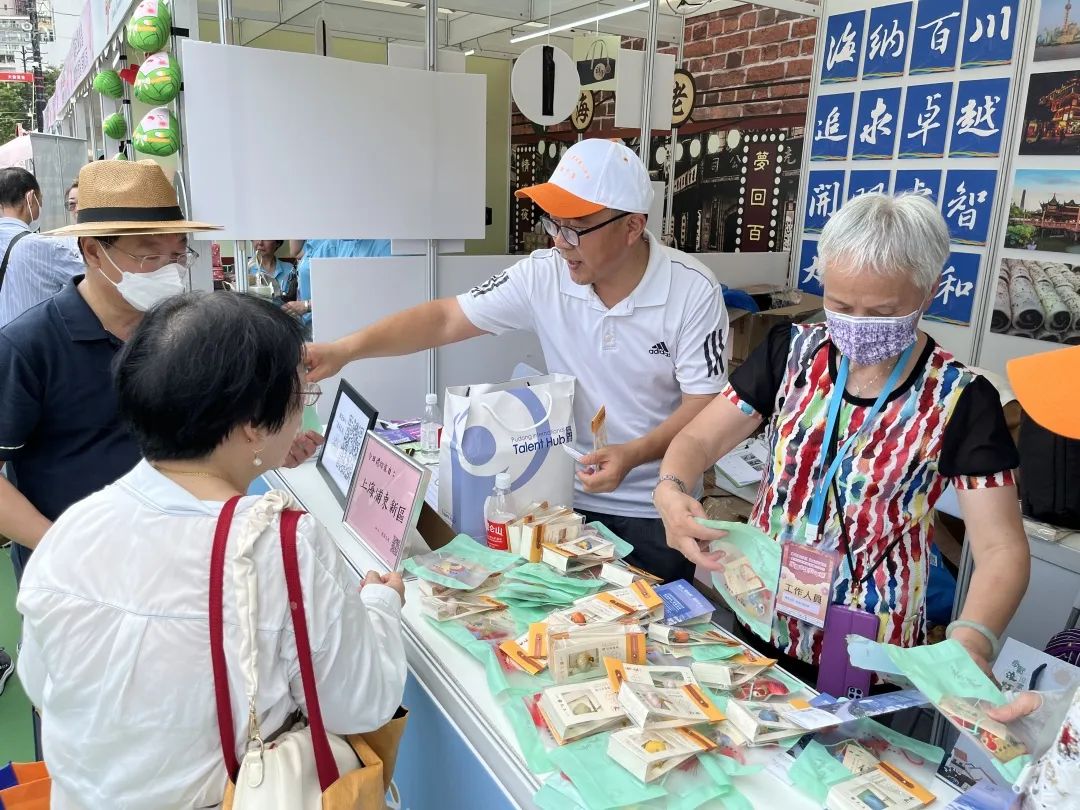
(134, 52, 182, 105)
(126, 0, 171, 53)
(103, 113, 127, 140)
(113, 152, 129, 161)
(92, 70, 124, 99)
(133, 107, 181, 157)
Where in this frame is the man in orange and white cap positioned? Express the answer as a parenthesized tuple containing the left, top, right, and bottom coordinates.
(307, 139, 729, 581)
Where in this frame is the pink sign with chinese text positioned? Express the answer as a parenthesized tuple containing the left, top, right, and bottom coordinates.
(344, 434, 428, 570)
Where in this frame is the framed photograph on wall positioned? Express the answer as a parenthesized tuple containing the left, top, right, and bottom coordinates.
(317, 379, 379, 508)
(343, 432, 430, 571)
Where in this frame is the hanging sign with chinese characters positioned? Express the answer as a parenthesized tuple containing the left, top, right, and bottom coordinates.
(343, 433, 430, 571)
(671, 68, 696, 127)
(736, 132, 787, 252)
(796, 0, 1030, 357)
(571, 89, 595, 132)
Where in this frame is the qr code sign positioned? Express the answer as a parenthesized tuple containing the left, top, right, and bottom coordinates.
(336, 413, 364, 482)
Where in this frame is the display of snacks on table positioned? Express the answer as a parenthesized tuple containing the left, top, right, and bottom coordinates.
(538, 678, 626, 745)
(724, 698, 840, 746)
(541, 530, 617, 573)
(420, 593, 506, 622)
(599, 559, 663, 588)
(507, 505, 585, 562)
(547, 623, 646, 683)
(690, 654, 777, 688)
(606, 726, 718, 783)
(648, 623, 742, 648)
(825, 761, 935, 809)
(607, 658, 724, 730)
(548, 581, 664, 629)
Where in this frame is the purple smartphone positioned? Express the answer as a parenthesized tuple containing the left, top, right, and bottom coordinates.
(817, 605, 877, 700)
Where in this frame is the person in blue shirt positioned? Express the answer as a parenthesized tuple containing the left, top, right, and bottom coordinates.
(0, 168, 85, 328)
(284, 239, 392, 333)
(249, 239, 296, 303)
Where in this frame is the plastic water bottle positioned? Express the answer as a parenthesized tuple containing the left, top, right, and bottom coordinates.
(418, 393, 441, 464)
(484, 473, 517, 551)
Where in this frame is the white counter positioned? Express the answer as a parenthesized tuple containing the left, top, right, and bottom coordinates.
(270, 462, 959, 810)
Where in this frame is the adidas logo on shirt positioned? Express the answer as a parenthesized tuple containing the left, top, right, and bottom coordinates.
(649, 342, 670, 357)
(469, 271, 510, 297)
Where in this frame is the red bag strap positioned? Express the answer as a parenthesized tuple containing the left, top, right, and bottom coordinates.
(279, 508, 341, 793)
(209, 495, 243, 781)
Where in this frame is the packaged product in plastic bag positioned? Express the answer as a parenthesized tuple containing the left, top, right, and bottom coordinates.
(702, 520, 781, 642)
(403, 534, 519, 590)
(848, 639, 1031, 784)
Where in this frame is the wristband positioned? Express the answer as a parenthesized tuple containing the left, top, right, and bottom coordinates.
(651, 474, 687, 502)
(946, 620, 1002, 660)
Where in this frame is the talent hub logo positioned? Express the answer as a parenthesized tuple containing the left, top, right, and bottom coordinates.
(512, 426, 574, 456)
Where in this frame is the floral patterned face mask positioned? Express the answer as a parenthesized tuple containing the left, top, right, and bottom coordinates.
(824, 306, 923, 367)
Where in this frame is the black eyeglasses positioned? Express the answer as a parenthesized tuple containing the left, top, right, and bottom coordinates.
(540, 211, 632, 248)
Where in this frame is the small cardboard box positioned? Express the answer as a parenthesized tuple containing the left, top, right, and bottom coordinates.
(728, 293, 823, 369)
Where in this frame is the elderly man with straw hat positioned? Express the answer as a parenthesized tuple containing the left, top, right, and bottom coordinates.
(0, 160, 321, 584)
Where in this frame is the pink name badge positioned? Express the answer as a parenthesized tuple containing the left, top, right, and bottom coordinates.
(775, 544, 839, 629)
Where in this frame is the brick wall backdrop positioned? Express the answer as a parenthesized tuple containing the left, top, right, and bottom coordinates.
(510, 6, 818, 140)
(509, 5, 819, 253)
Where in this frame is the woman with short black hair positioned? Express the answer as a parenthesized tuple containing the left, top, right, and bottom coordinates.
(16, 291, 407, 809)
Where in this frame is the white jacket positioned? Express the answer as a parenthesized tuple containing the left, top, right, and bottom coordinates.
(17, 461, 407, 809)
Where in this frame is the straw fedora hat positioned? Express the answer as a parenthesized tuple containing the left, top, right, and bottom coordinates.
(48, 159, 221, 237)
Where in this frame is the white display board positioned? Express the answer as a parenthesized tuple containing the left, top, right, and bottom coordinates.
(387, 43, 467, 73)
(436, 256, 548, 389)
(310, 256, 546, 421)
(615, 49, 676, 131)
(181, 41, 487, 241)
(311, 257, 428, 422)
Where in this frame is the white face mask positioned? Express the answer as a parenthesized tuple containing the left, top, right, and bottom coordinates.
(25, 193, 40, 232)
(101, 249, 187, 312)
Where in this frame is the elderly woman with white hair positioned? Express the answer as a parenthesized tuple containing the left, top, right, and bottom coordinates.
(654, 193, 1029, 680)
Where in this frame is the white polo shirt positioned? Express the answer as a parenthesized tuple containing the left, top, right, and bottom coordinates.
(457, 230, 729, 518)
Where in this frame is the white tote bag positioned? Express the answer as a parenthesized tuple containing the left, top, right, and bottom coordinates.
(439, 373, 577, 540)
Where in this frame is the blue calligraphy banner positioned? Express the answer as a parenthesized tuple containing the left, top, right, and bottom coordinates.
(899, 82, 953, 159)
(811, 92, 855, 161)
(911, 0, 962, 74)
(862, 2, 913, 79)
(847, 169, 893, 200)
(895, 169, 943, 204)
(942, 169, 997, 245)
(798, 239, 824, 296)
(821, 11, 866, 83)
(804, 170, 846, 234)
(926, 251, 981, 324)
(950, 77, 1010, 158)
(961, 0, 1019, 68)
(853, 87, 902, 159)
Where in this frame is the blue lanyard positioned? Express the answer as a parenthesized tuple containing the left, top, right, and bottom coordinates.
(805, 343, 915, 545)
